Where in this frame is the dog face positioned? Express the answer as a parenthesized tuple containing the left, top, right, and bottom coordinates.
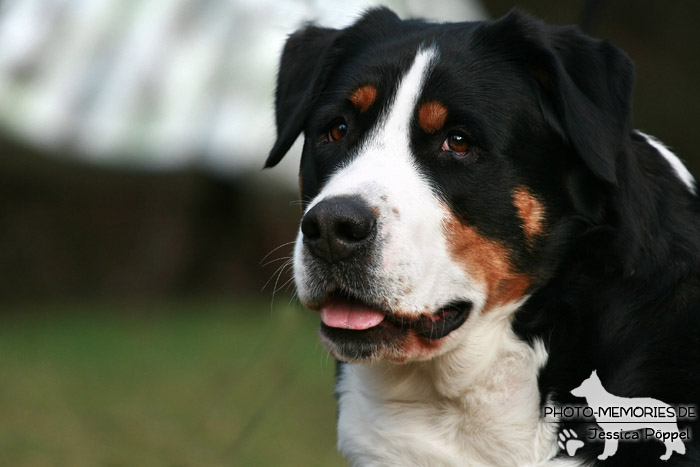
(266, 9, 633, 363)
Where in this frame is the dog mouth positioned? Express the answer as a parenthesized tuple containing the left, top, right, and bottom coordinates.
(319, 296, 471, 339)
(313, 292, 472, 361)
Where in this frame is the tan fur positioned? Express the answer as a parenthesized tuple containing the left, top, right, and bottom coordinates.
(350, 85, 378, 113)
(443, 212, 531, 312)
(418, 101, 448, 134)
(513, 186, 545, 240)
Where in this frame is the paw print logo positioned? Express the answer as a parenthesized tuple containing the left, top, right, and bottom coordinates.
(558, 429, 584, 457)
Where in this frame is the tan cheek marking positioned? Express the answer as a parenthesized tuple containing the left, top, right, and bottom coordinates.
(418, 101, 448, 134)
(443, 212, 531, 312)
(512, 186, 545, 240)
(349, 85, 377, 113)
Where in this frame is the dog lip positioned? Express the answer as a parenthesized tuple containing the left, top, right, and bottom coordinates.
(314, 292, 472, 339)
(394, 300, 472, 340)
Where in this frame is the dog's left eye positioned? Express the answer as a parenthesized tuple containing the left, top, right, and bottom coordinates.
(442, 134, 470, 156)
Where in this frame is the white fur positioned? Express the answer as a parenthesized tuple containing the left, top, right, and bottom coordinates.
(336, 300, 559, 466)
(638, 131, 696, 194)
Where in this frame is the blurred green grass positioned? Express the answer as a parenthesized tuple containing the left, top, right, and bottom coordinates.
(0, 299, 344, 466)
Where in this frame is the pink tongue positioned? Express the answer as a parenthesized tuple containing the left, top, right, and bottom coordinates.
(320, 302, 385, 330)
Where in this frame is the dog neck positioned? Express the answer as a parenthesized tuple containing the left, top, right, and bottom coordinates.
(335, 301, 558, 466)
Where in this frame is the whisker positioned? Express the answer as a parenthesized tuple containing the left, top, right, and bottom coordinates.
(262, 259, 292, 292)
(287, 292, 300, 308)
(270, 260, 294, 309)
(260, 256, 292, 268)
(259, 241, 296, 265)
(274, 276, 295, 294)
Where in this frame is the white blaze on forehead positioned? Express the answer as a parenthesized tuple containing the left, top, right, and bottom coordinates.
(638, 131, 697, 194)
(375, 47, 436, 143)
(304, 46, 438, 207)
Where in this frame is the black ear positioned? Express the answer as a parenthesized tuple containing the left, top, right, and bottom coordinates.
(542, 23, 634, 185)
(265, 8, 403, 169)
(486, 11, 635, 184)
(264, 26, 340, 168)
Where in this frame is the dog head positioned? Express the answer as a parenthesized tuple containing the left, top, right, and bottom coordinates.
(266, 9, 633, 363)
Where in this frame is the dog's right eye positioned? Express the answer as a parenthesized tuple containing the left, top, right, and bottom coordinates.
(328, 120, 348, 142)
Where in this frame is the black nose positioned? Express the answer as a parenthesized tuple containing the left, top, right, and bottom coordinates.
(301, 196, 377, 263)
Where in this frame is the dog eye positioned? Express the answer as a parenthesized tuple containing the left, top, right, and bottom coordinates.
(328, 120, 348, 142)
(442, 134, 470, 156)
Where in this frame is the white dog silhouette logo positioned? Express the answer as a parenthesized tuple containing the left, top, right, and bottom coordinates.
(570, 370, 686, 461)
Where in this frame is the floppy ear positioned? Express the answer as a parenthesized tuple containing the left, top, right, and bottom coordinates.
(485, 11, 635, 184)
(265, 8, 403, 169)
(540, 24, 634, 185)
(264, 26, 340, 169)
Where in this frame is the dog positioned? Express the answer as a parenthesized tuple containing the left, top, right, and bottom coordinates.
(571, 370, 687, 462)
(265, 8, 700, 466)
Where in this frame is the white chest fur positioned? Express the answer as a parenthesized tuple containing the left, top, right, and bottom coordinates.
(334, 304, 560, 466)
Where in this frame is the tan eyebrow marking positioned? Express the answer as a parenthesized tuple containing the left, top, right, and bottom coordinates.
(418, 101, 448, 134)
(349, 85, 378, 113)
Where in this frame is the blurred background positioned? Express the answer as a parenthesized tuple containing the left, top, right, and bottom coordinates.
(0, 0, 697, 465)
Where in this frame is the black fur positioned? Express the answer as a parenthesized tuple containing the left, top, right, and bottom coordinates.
(267, 8, 700, 465)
